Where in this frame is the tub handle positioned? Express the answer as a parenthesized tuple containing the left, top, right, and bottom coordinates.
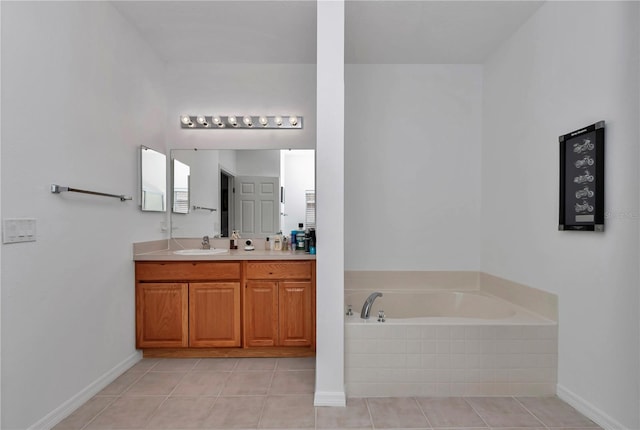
(377, 310, 386, 323)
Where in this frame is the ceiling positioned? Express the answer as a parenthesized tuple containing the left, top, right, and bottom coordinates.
(111, 0, 544, 64)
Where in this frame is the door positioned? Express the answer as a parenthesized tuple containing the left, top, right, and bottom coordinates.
(136, 283, 188, 348)
(189, 282, 241, 347)
(244, 281, 279, 347)
(234, 176, 279, 236)
(278, 281, 313, 346)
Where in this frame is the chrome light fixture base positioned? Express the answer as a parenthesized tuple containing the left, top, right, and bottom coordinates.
(179, 115, 303, 129)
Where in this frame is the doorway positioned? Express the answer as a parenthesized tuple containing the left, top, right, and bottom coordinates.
(220, 170, 234, 237)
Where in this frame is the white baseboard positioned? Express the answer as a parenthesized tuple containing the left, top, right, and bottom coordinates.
(28, 351, 142, 430)
(557, 384, 630, 430)
(314, 390, 346, 407)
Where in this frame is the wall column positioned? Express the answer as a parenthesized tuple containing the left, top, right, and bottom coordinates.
(314, 0, 345, 406)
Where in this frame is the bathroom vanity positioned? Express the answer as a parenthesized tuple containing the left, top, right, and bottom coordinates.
(133, 240, 315, 358)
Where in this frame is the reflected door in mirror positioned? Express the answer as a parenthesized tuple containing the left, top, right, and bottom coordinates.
(235, 176, 279, 236)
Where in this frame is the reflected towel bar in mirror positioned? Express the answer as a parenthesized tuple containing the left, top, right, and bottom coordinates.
(192, 205, 217, 212)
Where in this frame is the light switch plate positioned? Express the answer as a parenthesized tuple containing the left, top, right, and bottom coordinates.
(3, 218, 37, 243)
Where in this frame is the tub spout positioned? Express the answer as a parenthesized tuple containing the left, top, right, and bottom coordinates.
(361, 292, 383, 319)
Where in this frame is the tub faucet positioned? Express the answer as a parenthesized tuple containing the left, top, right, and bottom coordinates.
(360, 292, 383, 319)
(201, 236, 210, 249)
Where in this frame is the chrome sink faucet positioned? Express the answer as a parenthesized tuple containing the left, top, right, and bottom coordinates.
(201, 236, 210, 249)
(360, 292, 383, 319)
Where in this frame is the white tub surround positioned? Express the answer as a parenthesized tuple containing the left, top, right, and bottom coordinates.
(345, 290, 549, 324)
(345, 321, 557, 397)
(345, 270, 557, 320)
(344, 271, 558, 397)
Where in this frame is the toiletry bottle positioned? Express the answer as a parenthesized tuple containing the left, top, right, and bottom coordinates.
(304, 228, 310, 253)
(282, 236, 289, 251)
(296, 223, 305, 250)
(291, 230, 298, 251)
(309, 229, 316, 255)
(274, 235, 282, 251)
(230, 230, 239, 249)
(265, 236, 270, 251)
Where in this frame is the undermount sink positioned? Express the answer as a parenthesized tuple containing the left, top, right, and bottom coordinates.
(173, 248, 229, 255)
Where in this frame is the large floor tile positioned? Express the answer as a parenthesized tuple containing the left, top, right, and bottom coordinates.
(269, 370, 315, 395)
(53, 396, 115, 430)
(204, 396, 265, 429)
(98, 371, 145, 396)
(123, 372, 186, 396)
(366, 397, 429, 429)
(151, 358, 200, 372)
(276, 357, 316, 371)
(85, 396, 164, 429)
(316, 398, 372, 429)
(465, 397, 543, 428)
(517, 396, 600, 428)
(193, 358, 238, 371)
(259, 395, 315, 429)
(128, 359, 159, 372)
(235, 357, 278, 371)
(145, 396, 215, 428)
(172, 371, 229, 396)
(222, 371, 273, 395)
(416, 397, 487, 428)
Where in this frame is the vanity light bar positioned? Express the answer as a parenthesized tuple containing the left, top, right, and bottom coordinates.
(179, 115, 303, 129)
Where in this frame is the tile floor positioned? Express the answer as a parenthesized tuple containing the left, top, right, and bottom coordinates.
(54, 357, 602, 430)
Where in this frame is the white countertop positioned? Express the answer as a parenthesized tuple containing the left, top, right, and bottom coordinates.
(133, 238, 316, 261)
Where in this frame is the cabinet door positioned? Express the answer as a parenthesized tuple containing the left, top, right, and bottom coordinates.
(278, 281, 313, 347)
(189, 282, 241, 347)
(244, 281, 279, 347)
(136, 283, 188, 348)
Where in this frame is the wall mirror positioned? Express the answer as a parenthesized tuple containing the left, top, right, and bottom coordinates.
(170, 149, 315, 238)
(140, 146, 167, 212)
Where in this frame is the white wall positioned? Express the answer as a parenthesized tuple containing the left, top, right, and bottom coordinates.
(482, 2, 639, 429)
(165, 63, 316, 151)
(236, 150, 280, 176)
(1, 2, 167, 428)
(345, 64, 483, 271)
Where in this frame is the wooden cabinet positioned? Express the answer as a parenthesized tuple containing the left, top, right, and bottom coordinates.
(278, 281, 313, 346)
(135, 262, 241, 349)
(135, 259, 315, 356)
(244, 261, 315, 348)
(189, 282, 241, 347)
(244, 281, 279, 347)
(136, 282, 188, 348)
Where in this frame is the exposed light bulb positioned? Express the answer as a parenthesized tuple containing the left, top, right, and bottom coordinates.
(180, 115, 192, 125)
(274, 116, 283, 126)
(259, 116, 269, 126)
(197, 116, 207, 125)
(213, 116, 223, 127)
(289, 116, 298, 126)
(228, 115, 238, 127)
(242, 116, 253, 127)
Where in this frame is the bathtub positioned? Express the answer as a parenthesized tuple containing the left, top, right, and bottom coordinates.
(345, 290, 546, 323)
(344, 289, 557, 397)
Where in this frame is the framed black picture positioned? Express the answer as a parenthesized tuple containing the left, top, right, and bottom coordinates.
(559, 121, 605, 231)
